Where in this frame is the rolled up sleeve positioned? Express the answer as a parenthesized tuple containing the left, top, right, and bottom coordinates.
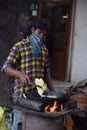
(1, 44, 19, 72)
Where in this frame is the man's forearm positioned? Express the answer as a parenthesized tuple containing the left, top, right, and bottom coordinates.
(4, 66, 30, 84)
(44, 72, 55, 91)
(4, 66, 21, 78)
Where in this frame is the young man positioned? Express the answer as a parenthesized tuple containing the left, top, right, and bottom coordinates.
(2, 20, 54, 101)
(1, 20, 54, 130)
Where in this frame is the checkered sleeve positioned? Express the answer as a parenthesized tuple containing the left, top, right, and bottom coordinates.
(1, 43, 19, 72)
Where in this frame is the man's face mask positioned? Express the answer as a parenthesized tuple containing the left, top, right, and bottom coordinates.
(35, 34, 44, 43)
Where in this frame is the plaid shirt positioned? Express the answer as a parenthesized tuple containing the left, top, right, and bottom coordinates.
(2, 38, 49, 98)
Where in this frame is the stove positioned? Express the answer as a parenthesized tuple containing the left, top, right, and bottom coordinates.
(11, 91, 78, 130)
(12, 105, 78, 130)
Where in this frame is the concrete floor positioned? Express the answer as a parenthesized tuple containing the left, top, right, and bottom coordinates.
(52, 79, 73, 93)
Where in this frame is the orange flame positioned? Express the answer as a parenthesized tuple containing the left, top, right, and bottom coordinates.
(44, 101, 60, 112)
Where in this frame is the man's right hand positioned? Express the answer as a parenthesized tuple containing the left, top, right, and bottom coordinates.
(18, 72, 30, 84)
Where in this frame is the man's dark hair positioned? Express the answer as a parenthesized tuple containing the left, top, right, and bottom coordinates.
(32, 20, 45, 30)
